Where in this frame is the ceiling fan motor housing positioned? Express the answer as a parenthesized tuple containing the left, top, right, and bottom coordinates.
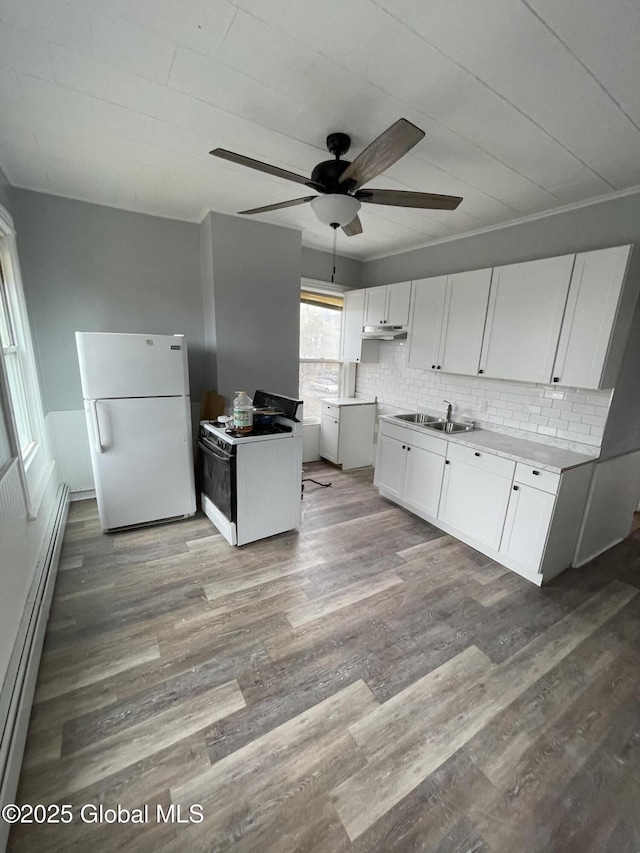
(311, 159, 354, 193)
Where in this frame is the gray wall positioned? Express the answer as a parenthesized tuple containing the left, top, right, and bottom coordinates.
(203, 212, 301, 402)
(301, 245, 362, 288)
(362, 190, 640, 285)
(11, 190, 205, 412)
(199, 212, 217, 385)
(0, 167, 12, 213)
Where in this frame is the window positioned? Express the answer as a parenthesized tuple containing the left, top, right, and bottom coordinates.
(299, 286, 343, 419)
(0, 256, 34, 455)
(0, 202, 50, 518)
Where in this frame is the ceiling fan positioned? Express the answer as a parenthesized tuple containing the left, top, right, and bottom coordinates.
(210, 119, 462, 237)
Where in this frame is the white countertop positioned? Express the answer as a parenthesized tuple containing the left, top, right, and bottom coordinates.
(322, 397, 377, 407)
(380, 416, 597, 473)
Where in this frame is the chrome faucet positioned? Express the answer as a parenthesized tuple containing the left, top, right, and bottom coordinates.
(444, 400, 453, 423)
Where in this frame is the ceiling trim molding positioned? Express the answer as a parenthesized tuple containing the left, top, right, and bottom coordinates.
(363, 183, 640, 263)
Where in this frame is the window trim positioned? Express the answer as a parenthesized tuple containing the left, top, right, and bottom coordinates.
(0, 202, 51, 518)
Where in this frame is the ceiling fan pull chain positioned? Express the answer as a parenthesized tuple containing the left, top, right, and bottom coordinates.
(331, 227, 337, 283)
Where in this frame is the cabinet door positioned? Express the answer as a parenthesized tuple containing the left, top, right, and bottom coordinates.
(438, 459, 512, 550)
(364, 286, 387, 326)
(479, 255, 574, 383)
(341, 290, 378, 363)
(402, 444, 446, 517)
(373, 434, 406, 498)
(500, 483, 555, 573)
(320, 414, 340, 463)
(551, 245, 630, 389)
(439, 268, 492, 376)
(407, 276, 447, 370)
(386, 281, 412, 325)
(340, 289, 365, 361)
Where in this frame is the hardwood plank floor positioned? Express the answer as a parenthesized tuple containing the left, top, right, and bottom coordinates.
(8, 461, 640, 853)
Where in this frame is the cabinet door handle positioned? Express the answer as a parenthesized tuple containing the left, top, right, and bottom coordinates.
(513, 485, 519, 491)
(402, 445, 406, 449)
(553, 377, 560, 383)
(407, 446, 411, 451)
(478, 369, 484, 374)
(474, 452, 480, 457)
(445, 460, 450, 465)
(532, 470, 540, 476)
(437, 365, 441, 370)
(431, 364, 436, 369)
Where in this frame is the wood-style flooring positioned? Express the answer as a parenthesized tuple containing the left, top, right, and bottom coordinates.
(8, 461, 640, 853)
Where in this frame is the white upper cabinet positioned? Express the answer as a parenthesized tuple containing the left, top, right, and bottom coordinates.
(407, 275, 447, 370)
(340, 289, 379, 363)
(439, 268, 493, 375)
(478, 254, 575, 384)
(364, 286, 387, 326)
(364, 281, 412, 326)
(551, 245, 632, 389)
(408, 269, 491, 375)
(386, 281, 412, 325)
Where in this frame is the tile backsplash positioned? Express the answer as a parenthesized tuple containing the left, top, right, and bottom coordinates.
(356, 341, 612, 452)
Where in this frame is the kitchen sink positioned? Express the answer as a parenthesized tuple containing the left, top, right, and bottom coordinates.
(392, 413, 474, 433)
(393, 413, 445, 425)
(424, 421, 474, 433)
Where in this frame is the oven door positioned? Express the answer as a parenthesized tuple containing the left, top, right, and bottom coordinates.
(198, 437, 236, 524)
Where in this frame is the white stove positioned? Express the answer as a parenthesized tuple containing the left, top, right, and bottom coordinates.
(198, 391, 303, 546)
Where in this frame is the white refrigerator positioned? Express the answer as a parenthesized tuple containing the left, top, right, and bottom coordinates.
(76, 332, 196, 531)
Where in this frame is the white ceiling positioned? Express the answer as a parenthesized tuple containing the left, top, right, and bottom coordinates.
(1, 0, 639, 260)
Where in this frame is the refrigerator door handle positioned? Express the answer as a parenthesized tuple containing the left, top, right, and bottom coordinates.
(89, 399, 104, 454)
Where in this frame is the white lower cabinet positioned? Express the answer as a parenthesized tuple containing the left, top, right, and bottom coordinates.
(319, 412, 340, 463)
(374, 434, 406, 499)
(374, 420, 595, 585)
(320, 400, 376, 470)
(437, 443, 514, 551)
(374, 423, 446, 516)
(500, 482, 555, 571)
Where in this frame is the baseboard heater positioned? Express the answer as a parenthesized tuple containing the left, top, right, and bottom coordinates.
(0, 483, 69, 852)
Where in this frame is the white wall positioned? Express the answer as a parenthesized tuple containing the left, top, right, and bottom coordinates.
(356, 341, 611, 453)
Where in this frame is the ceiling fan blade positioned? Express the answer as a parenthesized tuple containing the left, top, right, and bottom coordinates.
(238, 196, 316, 215)
(342, 215, 363, 237)
(338, 119, 425, 190)
(211, 148, 318, 189)
(356, 188, 462, 210)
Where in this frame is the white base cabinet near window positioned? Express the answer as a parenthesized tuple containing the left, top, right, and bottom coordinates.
(320, 399, 376, 470)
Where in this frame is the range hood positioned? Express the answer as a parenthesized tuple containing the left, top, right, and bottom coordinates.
(360, 325, 408, 341)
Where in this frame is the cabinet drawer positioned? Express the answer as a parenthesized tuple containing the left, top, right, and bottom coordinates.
(378, 421, 447, 455)
(322, 403, 339, 419)
(514, 462, 560, 494)
(446, 442, 515, 479)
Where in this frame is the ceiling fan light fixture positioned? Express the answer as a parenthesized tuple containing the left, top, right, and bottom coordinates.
(311, 194, 361, 228)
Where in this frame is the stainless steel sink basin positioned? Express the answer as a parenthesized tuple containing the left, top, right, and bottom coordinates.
(392, 413, 474, 433)
(424, 421, 474, 433)
(393, 413, 445, 425)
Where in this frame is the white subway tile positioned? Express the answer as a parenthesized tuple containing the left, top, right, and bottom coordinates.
(581, 414, 607, 427)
